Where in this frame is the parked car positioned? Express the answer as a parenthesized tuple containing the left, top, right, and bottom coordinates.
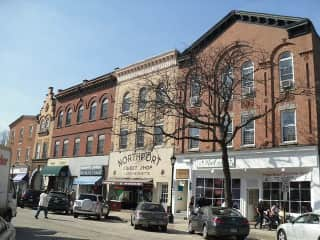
(73, 194, 110, 220)
(277, 212, 320, 240)
(19, 189, 42, 209)
(188, 207, 249, 240)
(130, 202, 168, 232)
(48, 191, 70, 214)
(0, 216, 15, 240)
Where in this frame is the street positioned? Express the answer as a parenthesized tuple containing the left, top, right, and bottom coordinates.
(12, 208, 276, 240)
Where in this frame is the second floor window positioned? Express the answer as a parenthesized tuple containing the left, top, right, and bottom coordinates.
(154, 123, 164, 146)
(97, 135, 105, 154)
(25, 148, 30, 161)
(189, 124, 199, 149)
(279, 51, 294, 90)
(66, 109, 72, 125)
(100, 99, 108, 119)
(35, 143, 41, 159)
(54, 141, 60, 157)
(77, 105, 84, 123)
(136, 126, 144, 148)
(119, 129, 128, 149)
(281, 109, 296, 143)
(57, 111, 63, 128)
(122, 93, 131, 114)
(226, 119, 233, 147)
(86, 136, 93, 154)
(29, 125, 33, 137)
(16, 150, 21, 161)
(73, 138, 80, 156)
(62, 139, 69, 156)
(138, 88, 147, 111)
(89, 102, 97, 121)
(241, 61, 254, 97)
(42, 142, 48, 159)
(19, 128, 24, 142)
(241, 113, 255, 145)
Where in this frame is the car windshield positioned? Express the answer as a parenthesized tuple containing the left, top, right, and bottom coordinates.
(49, 192, 67, 198)
(138, 203, 165, 212)
(79, 194, 97, 201)
(211, 208, 242, 217)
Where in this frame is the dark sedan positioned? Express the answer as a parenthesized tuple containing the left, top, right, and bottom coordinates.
(19, 189, 42, 209)
(188, 207, 249, 240)
(48, 191, 70, 214)
(131, 202, 168, 232)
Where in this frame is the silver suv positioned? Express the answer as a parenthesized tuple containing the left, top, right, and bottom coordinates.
(73, 194, 110, 220)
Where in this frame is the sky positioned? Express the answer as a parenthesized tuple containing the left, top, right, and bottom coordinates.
(0, 0, 320, 132)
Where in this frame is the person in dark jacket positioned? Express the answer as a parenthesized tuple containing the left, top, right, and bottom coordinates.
(254, 200, 265, 229)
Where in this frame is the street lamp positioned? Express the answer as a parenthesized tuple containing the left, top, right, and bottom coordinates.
(168, 154, 176, 223)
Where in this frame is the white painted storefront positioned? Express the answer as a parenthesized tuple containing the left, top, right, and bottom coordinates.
(173, 145, 320, 220)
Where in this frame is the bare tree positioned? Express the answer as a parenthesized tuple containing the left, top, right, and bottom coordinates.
(0, 130, 9, 146)
(115, 41, 306, 208)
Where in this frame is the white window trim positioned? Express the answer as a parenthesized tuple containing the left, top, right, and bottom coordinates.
(241, 114, 255, 147)
(281, 109, 297, 144)
(241, 61, 255, 97)
(227, 119, 233, 148)
(279, 52, 295, 90)
(188, 126, 200, 150)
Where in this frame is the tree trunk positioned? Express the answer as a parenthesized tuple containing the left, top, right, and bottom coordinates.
(221, 144, 232, 208)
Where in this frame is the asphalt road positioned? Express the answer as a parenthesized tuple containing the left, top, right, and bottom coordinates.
(12, 208, 275, 240)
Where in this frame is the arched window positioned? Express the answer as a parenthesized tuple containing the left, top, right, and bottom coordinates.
(57, 111, 63, 128)
(241, 61, 254, 96)
(100, 98, 108, 119)
(122, 92, 131, 113)
(45, 117, 50, 129)
(279, 51, 294, 89)
(89, 102, 97, 121)
(77, 105, 84, 123)
(156, 83, 165, 105)
(40, 119, 46, 131)
(66, 108, 72, 125)
(138, 88, 147, 110)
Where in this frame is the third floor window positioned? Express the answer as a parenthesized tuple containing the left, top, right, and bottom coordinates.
(77, 105, 84, 123)
(89, 102, 97, 121)
(279, 51, 294, 90)
(66, 109, 72, 126)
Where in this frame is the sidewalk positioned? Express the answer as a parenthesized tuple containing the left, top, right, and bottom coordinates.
(108, 210, 276, 240)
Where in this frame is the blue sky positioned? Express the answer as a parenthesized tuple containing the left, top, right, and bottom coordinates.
(1, 0, 319, 132)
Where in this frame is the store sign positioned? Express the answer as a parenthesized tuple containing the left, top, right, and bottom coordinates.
(48, 159, 69, 166)
(196, 157, 235, 168)
(263, 172, 311, 182)
(12, 167, 28, 174)
(80, 165, 103, 176)
(176, 169, 189, 179)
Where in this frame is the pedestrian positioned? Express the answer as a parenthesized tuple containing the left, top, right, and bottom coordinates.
(254, 200, 264, 229)
(189, 196, 195, 217)
(196, 194, 206, 208)
(35, 189, 49, 219)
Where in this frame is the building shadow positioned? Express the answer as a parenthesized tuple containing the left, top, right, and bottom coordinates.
(16, 227, 89, 240)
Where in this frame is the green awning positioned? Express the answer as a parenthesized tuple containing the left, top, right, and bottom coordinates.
(41, 165, 68, 176)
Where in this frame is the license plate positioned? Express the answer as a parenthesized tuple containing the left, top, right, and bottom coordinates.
(230, 228, 237, 233)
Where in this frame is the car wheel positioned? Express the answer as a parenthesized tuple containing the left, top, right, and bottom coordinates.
(134, 222, 140, 230)
(277, 230, 287, 240)
(160, 225, 167, 232)
(188, 221, 194, 234)
(130, 216, 134, 226)
(97, 214, 101, 220)
(202, 225, 209, 239)
(65, 210, 69, 215)
(73, 214, 78, 218)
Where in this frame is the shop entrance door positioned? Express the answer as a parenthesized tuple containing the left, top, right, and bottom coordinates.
(247, 189, 259, 221)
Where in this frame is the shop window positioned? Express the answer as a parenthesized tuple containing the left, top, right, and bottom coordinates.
(66, 109, 72, 126)
(241, 113, 254, 145)
(89, 102, 97, 121)
(279, 51, 294, 90)
(54, 141, 60, 157)
(281, 109, 296, 143)
(97, 135, 105, 154)
(160, 183, 168, 204)
(119, 129, 128, 149)
(73, 138, 80, 156)
(86, 136, 93, 154)
(62, 139, 69, 156)
(77, 105, 84, 123)
(100, 99, 108, 119)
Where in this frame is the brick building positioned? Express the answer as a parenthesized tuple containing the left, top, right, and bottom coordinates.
(43, 73, 116, 197)
(172, 10, 320, 219)
(9, 115, 37, 195)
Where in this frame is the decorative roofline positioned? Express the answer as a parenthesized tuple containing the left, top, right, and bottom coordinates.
(9, 115, 37, 128)
(115, 50, 179, 82)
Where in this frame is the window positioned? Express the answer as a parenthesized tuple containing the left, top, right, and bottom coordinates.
(45, 117, 50, 129)
(279, 52, 294, 89)
(189, 124, 199, 149)
(221, 68, 233, 101)
(57, 111, 63, 128)
(97, 135, 105, 154)
(77, 105, 84, 123)
(190, 76, 201, 106)
(226, 119, 233, 147)
(29, 125, 33, 137)
(89, 102, 97, 121)
(241, 61, 254, 97)
(241, 113, 254, 145)
(25, 148, 30, 161)
(281, 109, 296, 143)
(119, 129, 128, 149)
(100, 99, 108, 119)
(42, 142, 48, 159)
(138, 88, 147, 111)
(10, 131, 15, 143)
(86, 136, 93, 154)
(35, 143, 41, 159)
(160, 183, 168, 204)
(136, 125, 144, 148)
(263, 181, 311, 214)
(54, 141, 60, 157)
(62, 139, 69, 156)
(195, 177, 241, 208)
(19, 128, 24, 142)
(66, 109, 72, 125)
(156, 83, 165, 105)
(73, 138, 80, 156)
(16, 150, 21, 161)
(122, 93, 131, 114)
(154, 123, 164, 146)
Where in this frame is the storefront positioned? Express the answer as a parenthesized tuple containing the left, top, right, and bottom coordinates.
(11, 166, 29, 199)
(174, 145, 320, 220)
(106, 148, 173, 210)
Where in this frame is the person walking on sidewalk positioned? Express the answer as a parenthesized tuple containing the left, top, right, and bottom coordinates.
(35, 189, 49, 219)
(254, 200, 265, 229)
